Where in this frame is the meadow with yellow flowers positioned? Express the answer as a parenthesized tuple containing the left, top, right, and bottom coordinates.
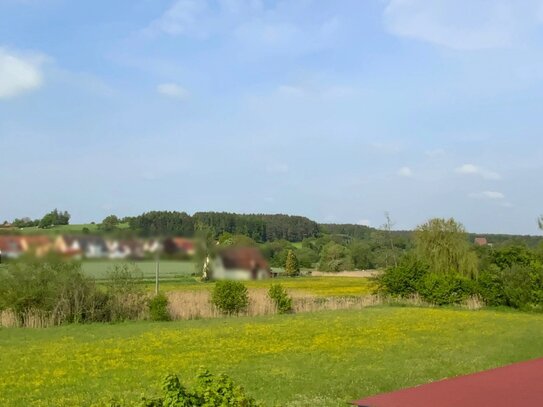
(1, 306, 542, 406)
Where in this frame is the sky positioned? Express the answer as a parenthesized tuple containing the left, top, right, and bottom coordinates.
(1, 0, 543, 235)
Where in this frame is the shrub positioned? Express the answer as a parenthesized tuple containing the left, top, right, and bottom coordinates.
(149, 293, 170, 321)
(417, 273, 475, 305)
(211, 280, 249, 315)
(284, 250, 300, 276)
(140, 368, 260, 406)
(376, 254, 428, 297)
(268, 283, 292, 314)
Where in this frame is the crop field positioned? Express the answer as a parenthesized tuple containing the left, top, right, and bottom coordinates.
(1, 307, 542, 406)
(81, 260, 195, 280)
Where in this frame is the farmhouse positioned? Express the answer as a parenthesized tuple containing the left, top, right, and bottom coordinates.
(206, 247, 271, 280)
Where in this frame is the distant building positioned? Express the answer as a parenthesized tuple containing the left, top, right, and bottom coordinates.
(207, 247, 271, 280)
(55, 235, 108, 258)
(474, 237, 488, 246)
(0, 236, 24, 260)
(163, 237, 195, 256)
(20, 236, 53, 257)
(106, 239, 145, 260)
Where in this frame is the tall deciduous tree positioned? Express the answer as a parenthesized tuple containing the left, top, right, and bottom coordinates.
(414, 218, 478, 278)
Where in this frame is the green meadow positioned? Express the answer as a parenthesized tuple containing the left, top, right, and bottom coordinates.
(1, 307, 542, 406)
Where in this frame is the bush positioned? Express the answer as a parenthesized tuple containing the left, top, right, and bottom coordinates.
(417, 273, 475, 305)
(376, 254, 428, 297)
(149, 293, 170, 321)
(268, 283, 292, 314)
(0, 257, 148, 326)
(211, 280, 249, 315)
(140, 368, 260, 406)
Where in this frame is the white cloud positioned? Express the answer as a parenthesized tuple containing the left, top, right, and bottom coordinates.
(469, 191, 505, 200)
(145, 0, 209, 37)
(157, 83, 190, 100)
(455, 164, 501, 180)
(383, 0, 542, 50)
(0, 48, 43, 99)
(397, 166, 413, 177)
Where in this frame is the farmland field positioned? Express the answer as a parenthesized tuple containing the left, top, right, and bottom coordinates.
(81, 260, 195, 280)
(1, 307, 542, 406)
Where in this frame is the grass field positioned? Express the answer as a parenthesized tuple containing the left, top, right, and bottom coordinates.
(82, 260, 196, 280)
(1, 307, 542, 406)
(153, 276, 376, 297)
(14, 223, 129, 235)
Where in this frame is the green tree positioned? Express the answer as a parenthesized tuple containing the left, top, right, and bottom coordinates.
(414, 218, 478, 278)
(100, 215, 120, 232)
(211, 281, 249, 315)
(318, 242, 354, 272)
(38, 209, 70, 229)
(284, 249, 300, 276)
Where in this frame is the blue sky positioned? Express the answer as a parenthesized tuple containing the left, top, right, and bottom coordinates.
(1, 0, 543, 234)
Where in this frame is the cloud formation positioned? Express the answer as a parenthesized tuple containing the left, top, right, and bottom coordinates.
(0, 48, 43, 99)
(469, 191, 505, 200)
(455, 164, 501, 180)
(397, 166, 413, 177)
(384, 0, 543, 50)
(157, 83, 190, 100)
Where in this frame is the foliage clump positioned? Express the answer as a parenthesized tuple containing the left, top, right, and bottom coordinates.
(149, 293, 171, 321)
(138, 368, 260, 407)
(268, 283, 292, 314)
(211, 280, 249, 315)
(318, 242, 354, 272)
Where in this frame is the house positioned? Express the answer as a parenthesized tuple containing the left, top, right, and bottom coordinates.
(0, 236, 24, 260)
(143, 239, 162, 254)
(163, 237, 195, 256)
(55, 235, 108, 258)
(474, 237, 488, 246)
(106, 239, 145, 259)
(20, 235, 53, 257)
(206, 247, 271, 280)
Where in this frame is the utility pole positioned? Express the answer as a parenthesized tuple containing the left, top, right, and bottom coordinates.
(155, 251, 160, 295)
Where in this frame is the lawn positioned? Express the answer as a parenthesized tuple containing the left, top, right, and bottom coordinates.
(0, 307, 542, 406)
(82, 260, 196, 280)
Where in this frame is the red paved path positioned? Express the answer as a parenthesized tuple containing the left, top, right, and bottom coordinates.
(353, 357, 543, 407)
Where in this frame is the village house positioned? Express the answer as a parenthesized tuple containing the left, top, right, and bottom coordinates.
(106, 239, 145, 260)
(163, 237, 195, 256)
(0, 236, 23, 261)
(54, 235, 108, 259)
(205, 246, 271, 281)
(474, 237, 489, 246)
